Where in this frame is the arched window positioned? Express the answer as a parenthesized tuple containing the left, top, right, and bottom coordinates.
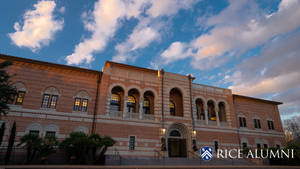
(143, 91, 154, 114)
(169, 130, 181, 137)
(41, 87, 59, 109)
(170, 100, 175, 116)
(218, 102, 226, 122)
(110, 86, 124, 112)
(143, 98, 150, 114)
(127, 95, 136, 113)
(207, 100, 216, 121)
(73, 91, 89, 112)
(169, 88, 183, 116)
(196, 99, 205, 120)
(127, 88, 140, 113)
(7, 82, 26, 105)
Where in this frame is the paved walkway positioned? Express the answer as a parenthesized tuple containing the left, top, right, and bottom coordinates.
(1, 165, 300, 169)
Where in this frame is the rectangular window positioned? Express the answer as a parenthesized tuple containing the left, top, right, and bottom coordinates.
(214, 141, 219, 151)
(15, 91, 25, 105)
(263, 144, 268, 149)
(7, 93, 16, 104)
(45, 131, 56, 137)
(49, 95, 58, 109)
(29, 130, 40, 136)
(74, 98, 81, 111)
(81, 99, 88, 112)
(41, 94, 50, 108)
(254, 119, 261, 129)
(239, 117, 247, 127)
(242, 142, 247, 148)
(267, 120, 274, 130)
(129, 136, 135, 150)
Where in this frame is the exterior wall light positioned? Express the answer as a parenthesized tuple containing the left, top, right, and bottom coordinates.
(161, 128, 166, 135)
(192, 130, 197, 137)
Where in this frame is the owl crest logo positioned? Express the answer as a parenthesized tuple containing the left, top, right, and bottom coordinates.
(200, 147, 213, 161)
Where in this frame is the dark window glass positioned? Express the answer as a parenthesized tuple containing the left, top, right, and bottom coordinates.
(7, 93, 15, 104)
(242, 142, 247, 148)
(41, 94, 50, 108)
(29, 130, 39, 136)
(239, 117, 243, 127)
(214, 141, 219, 151)
(254, 119, 261, 129)
(169, 130, 181, 137)
(74, 98, 81, 111)
(45, 131, 56, 137)
(243, 118, 247, 127)
(49, 95, 58, 109)
(263, 144, 268, 149)
(276, 144, 280, 149)
(81, 99, 88, 112)
(129, 136, 135, 150)
(268, 120, 274, 130)
(15, 91, 25, 105)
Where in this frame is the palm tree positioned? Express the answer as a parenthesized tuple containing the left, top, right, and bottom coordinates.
(39, 135, 58, 164)
(59, 132, 90, 164)
(18, 133, 42, 164)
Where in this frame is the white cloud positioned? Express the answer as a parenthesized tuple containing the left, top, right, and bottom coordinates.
(227, 31, 300, 118)
(8, 0, 64, 52)
(160, 41, 191, 64)
(159, 0, 300, 70)
(112, 0, 197, 63)
(65, 0, 148, 65)
(112, 25, 159, 62)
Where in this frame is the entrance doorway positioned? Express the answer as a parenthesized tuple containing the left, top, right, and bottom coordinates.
(167, 125, 188, 158)
(168, 138, 187, 157)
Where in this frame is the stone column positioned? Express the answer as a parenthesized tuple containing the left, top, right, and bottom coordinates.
(139, 97, 143, 119)
(216, 107, 220, 127)
(204, 105, 208, 125)
(123, 95, 128, 118)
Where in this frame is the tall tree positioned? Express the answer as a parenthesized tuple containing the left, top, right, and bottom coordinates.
(5, 121, 16, 164)
(0, 61, 17, 119)
(18, 133, 42, 164)
(0, 122, 5, 146)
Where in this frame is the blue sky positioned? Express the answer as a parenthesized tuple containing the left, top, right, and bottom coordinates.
(1, 0, 300, 122)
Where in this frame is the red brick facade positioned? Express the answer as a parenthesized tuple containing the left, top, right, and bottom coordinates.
(0, 54, 285, 158)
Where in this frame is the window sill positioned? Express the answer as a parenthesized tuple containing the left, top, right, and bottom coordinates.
(72, 111, 88, 114)
(40, 108, 56, 112)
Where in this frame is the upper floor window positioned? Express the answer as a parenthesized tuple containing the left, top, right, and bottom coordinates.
(239, 117, 247, 127)
(7, 82, 26, 105)
(254, 119, 261, 129)
(73, 91, 89, 112)
(207, 100, 216, 121)
(73, 98, 88, 112)
(41, 87, 59, 109)
(196, 98, 205, 120)
(143, 98, 150, 114)
(267, 120, 274, 130)
(170, 100, 175, 116)
(110, 86, 124, 112)
(127, 95, 136, 113)
(111, 93, 121, 111)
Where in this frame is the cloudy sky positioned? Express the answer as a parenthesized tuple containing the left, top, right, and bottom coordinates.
(0, 0, 300, 121)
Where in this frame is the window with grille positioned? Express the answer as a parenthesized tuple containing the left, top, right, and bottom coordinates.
(239, 117, 247, 127)
(73, 98, 88, 112)
(41, 94, 58, 109)
(267, 120, 274, 130)
(254, 119, 261, 129)
(29, 130, 40, 136)
(110, 93, 121, 111)
(129, 136, 135, 150)
(45, 131, 56, 137)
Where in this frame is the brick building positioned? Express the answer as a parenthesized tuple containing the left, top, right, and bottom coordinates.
(0, 54, 285, 158)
